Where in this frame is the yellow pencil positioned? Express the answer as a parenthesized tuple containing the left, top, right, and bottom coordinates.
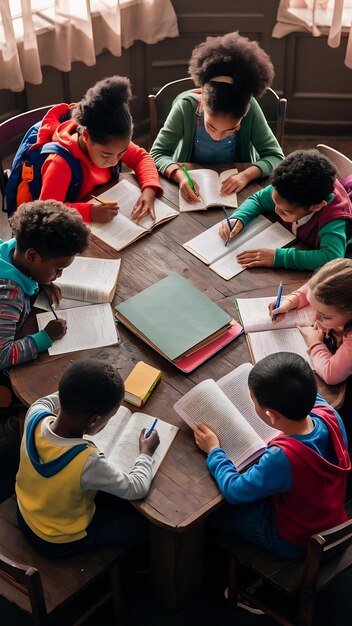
(91, 194, 118, 206)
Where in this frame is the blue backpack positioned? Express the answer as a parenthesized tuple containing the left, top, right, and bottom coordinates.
(5, 109, 83, 218)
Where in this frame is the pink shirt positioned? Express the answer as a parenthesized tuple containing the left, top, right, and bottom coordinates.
(293, 283, 352, 385)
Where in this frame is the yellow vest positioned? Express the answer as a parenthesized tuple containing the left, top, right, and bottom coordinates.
(16, 417, 97, 543)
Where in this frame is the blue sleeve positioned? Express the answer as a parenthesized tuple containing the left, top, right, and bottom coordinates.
(314, 394, 348, 448)
(206, 446, 292, 505)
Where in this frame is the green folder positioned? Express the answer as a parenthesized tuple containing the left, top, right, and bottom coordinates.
(115, 273, 232, 361)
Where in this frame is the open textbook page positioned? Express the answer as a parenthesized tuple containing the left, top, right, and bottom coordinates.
(174, 362, 280, 470)
(236, 296, 315, 333)
(90, 407, 178, 477)
(210, 222, 295, 280)
(247, 328, 311, 365)
(36, 303, 119, 356)
(179, 168, 238, 212)
(183, 215, 270, 265)
(90, 179, 178, 251)
(34, 257, 121, 311)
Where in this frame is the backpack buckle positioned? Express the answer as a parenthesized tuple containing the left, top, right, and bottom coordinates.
(21, 163, 34, 182)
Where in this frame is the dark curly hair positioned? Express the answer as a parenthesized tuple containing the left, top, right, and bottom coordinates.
(59, 358, 125, 417)
(271, 149, 337, 208)
(248, 352, 317, 421)
(189, 31, 274, 119)
(72, 75, 133, 143)
(10, 200, 90, 257)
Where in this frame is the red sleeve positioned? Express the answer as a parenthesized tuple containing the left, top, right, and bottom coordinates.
(122, 142, 163, 197)
(40, 155, 93, 222)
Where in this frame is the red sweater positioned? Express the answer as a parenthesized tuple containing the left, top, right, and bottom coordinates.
(270, 406, 350, 546)
(38, 103, 163, 222)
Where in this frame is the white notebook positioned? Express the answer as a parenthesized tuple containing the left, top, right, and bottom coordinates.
(89, 407, 178, 477)
(173, 362, 280, 471)
(183, 216, 295, 280)
(179, 168, 238, 212)
(34, 257, 121, 311)
(236, 296, 315, 365)
(90, 179, 178, 251)
(36, 303, 119, 356)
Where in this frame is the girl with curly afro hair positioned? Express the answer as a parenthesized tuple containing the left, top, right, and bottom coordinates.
(151, 32, 284, 202)
(35, 76, 162, 224)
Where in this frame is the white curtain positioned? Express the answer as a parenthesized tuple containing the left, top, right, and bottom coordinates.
(0, 0, 179, 92)
(273, 0, 352, 68)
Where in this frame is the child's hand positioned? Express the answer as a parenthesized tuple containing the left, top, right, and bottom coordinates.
(173, 170, 201, 203)
(131, 188, 156, 223)
(193, 423, 220, 454)
(139, 428, 160, 456)
(220, 171, 250, 195)
(42, 282, 61, 306)
(268, 295, 299, 324)
(90, 203, 119, 223)
(218, 218, 243, 242)
(298, 322, 325, 349)
(44, 319, 67, 341)
(236, 248, 275, 268)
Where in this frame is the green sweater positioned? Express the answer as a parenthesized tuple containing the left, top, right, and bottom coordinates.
(150, 91, 284, 177)
(231, 185, 348, 271)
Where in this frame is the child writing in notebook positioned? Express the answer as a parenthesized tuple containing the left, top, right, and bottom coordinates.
(0, 199, 90, 372)
(16, 358, 159, 557)
(268, 259, 352, 386)
(193, 352, 350, 563)
(25, 76, 162, 224)
(219, 150, 352, 270)
(150, 31, 284, 202)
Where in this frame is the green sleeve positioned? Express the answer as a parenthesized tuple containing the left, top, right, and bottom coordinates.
(238, 98, 284, 178)
(150, 98, 194, 174)
(30, 330, 52, 352)
(229, 185, 275, 223)
(274, 219, 347, 270)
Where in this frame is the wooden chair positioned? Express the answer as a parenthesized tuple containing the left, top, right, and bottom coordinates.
(0, 105, 53, 212)
(0, 496, 125, 625)
(148, 79, 287, 147)
(317, 144, 352, 180)
(216, 504, 352, 626)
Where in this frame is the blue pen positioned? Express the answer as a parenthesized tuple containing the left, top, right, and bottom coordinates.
(222, 207, 237, 247)
(272, 281, 283, 321)
(145, 417, 158, 438)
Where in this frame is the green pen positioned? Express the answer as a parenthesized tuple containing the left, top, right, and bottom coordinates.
(182, 166, 195, 191)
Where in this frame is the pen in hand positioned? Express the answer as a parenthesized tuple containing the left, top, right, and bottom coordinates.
(91, 194, 118, 206)
(46, 294, 58, 320)
(272, 281, 283, 321)
(222, 207, 237, 247)
(145, 418, 158, 438)
(182, 166, 195, 192)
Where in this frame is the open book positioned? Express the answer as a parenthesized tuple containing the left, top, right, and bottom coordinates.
(179, 168, 238, 212)
(89, 407, 178, 477)
(36, 303, 120, 356)
(236, 296, 315, 365)
(34, 257, 121, 311)
(90, 179, 178, 252)
(183, 216, 295, 280)
(173, 362, 280, 471)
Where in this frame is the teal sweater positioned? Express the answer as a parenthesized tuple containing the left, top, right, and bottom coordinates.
(150, 90, 284, 177)
(0, 238, 52, 369)
(231, 185, 349, 271)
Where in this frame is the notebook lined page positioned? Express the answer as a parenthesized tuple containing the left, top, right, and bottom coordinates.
(248, 328, 312, 365)
(210, 222, 295, 280)
(236, 297, 315, 333)
(89, 406, 132, 456)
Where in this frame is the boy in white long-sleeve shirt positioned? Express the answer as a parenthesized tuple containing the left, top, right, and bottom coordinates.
(16, 358, 159, 558)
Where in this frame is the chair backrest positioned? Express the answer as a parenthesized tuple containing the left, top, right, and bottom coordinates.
(317, 144, 352, 180)
(148, 77, 195, 146)
(258, 87, 287, 148)
(0, 105, 53, 210)
(148, 79, 287, 149)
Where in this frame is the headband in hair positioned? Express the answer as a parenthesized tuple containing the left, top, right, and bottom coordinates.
(209, 76, 235, 85)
